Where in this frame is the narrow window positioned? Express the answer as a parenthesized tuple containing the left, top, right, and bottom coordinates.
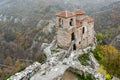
(59, 18, 62, 27)
(79, 41, 81, 44)
(82, 27, 85, 34)
(70, 18, 73, 26)
(71, 32, 75, 41)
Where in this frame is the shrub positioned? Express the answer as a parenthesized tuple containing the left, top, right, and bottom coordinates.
(97, 65, 106, 75)
(74, 72, 93, 80)
(4, 32, 16, 42)
(105, 74, 111, 80)
(78, 53, 90, 65)
(92, 45, 120, 78)
(2, 74, 12, 80)
(96, 33, 103, 43)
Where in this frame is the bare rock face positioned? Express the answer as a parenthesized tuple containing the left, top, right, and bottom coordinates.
(41, 38, 57, 59)
(41, 43, 49, 50)
(7, 62, 41, 80)
(7, 26, 104, 80)
(111, 34, 120, 49)
(43, 46, 52, 58)
(89, 53, 99, 69)
(14, 18, 20, 23)
(7, 40, 105, 80)
(37, 20, 55, 34)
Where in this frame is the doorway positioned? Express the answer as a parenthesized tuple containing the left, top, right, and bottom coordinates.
(73, 44, 76, 50)
(71, 32, 75, 41)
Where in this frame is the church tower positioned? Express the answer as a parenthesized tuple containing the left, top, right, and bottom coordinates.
(56, 11, 76, 49)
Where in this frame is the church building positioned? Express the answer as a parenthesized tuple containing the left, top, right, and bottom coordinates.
(56, 10, 95, 50)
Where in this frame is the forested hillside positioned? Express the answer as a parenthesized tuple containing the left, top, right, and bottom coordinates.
(0, 0, 120, 79)
(92, 1, 120, 48)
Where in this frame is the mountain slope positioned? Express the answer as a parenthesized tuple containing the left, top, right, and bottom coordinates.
(0, 0, 119, 19)
(92, 1, 120, 46)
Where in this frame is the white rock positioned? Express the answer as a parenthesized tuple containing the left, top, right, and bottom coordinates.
(41, 43, 49, 50)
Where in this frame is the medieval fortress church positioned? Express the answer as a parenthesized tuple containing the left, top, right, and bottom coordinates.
(56, 10, 95, 50)
(7, 10, 105, 80)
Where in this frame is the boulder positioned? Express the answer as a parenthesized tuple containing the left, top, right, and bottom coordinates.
(41, 43, 49, 50)
(43, 46, 51, 58)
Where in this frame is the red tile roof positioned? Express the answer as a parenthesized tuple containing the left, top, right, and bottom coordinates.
(74, 10, 85, 15)
(56, 11, 75, 18)
(56, 10, 85, 18)
(83, 16, 94, 23)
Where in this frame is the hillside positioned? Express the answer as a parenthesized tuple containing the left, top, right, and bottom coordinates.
(0, 0, 119, 19)
(0, 0, 120, 79)
(92, 1, 120, 47)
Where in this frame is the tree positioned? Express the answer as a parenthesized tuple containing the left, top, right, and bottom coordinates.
(4, 56, 13, 66)
(0, 68, 2, 75)
(14, 59, 21, 70)
(96, 33, 103, 44)
(4, 32, 16, 42)
(93, 45, 120, 78)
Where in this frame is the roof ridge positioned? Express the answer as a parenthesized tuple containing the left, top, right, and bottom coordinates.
(65, 10, 68, 17)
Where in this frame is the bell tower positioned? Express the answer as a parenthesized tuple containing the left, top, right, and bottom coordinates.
(56, 11, 76, 49)
(56, 11, 76, 29)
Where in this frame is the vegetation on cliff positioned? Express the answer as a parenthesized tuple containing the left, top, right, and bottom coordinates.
(92, 33, 120, 78)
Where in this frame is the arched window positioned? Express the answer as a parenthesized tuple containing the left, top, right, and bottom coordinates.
(70, 18, 73, 26)
(59, 18, 63, 27)
(82, 27, 85, 34)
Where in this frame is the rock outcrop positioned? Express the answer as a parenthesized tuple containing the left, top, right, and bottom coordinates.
(7, 62, 41, 80)
(8, 39, 105, 80)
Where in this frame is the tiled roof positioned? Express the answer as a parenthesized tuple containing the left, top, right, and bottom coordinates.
(74, 10, 85, 15)
(56, 10, 85, 18)
(56, 11, 75, 18)
(83, 16, 94, 23)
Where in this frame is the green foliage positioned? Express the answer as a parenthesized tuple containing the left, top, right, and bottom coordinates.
(51, 49, 60, 54)
(74, 72, 93, 80)
(2, 74, 12, 80)
(91, 46, 102, 61)
(97, 65, 106, 75)
(78, 53, 90, 66)
(17, 66, 26, 72)
(99, 26, 120, 45)
(4, 32, 16, 42)
(96, 33, 103, 43)
(4, 56, 13, 66)
(36, 53, 46, 64)
(92, 45, 120, 78)
(105, 74, 111, 80)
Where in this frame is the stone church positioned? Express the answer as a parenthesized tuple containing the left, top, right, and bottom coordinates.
(56, 10, 95, 50)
